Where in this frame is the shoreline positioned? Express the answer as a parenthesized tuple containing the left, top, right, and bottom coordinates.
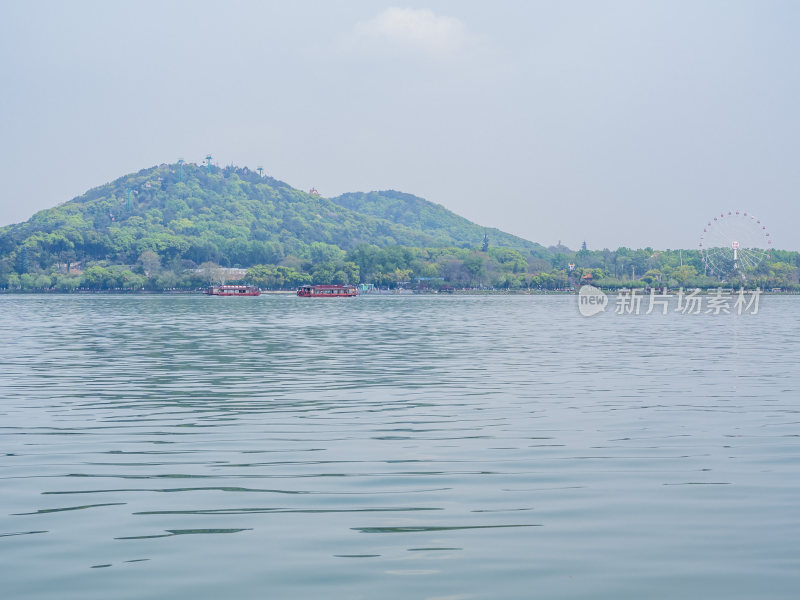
(1, 289, 798, 296)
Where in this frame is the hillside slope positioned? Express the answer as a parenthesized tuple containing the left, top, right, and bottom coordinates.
(0, 163, 548, 270)
(330, 190, 549, 257)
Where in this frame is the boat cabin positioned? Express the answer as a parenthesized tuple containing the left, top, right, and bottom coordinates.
(297, 284, 358, 298)
(206, 285, 260, 296)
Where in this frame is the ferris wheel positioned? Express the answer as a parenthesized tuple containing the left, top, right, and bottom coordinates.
(699, 211, 772, 279)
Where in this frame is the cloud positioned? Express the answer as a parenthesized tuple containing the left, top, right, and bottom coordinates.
(353, 7, 470, 57)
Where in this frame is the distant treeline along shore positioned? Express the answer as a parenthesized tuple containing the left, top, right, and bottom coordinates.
(1, 162, 797, 292)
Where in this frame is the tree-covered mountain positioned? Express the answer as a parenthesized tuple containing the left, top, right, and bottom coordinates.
(0, 161, 797, 292)
(0, 162, 541, 270)
(329, 190, 549, 257)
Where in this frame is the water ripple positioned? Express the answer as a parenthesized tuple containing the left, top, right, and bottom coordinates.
(1, 294, 799, 600)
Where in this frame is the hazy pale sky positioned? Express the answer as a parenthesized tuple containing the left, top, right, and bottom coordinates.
(1, 0, 798, 250)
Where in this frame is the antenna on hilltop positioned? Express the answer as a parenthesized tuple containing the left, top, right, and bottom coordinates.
(257, 166, 263, 178)
(205, 154, 212, 174)
(178, 158, 184, 182)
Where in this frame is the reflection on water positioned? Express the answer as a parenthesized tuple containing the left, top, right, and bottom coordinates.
(1, 294, 799, 599)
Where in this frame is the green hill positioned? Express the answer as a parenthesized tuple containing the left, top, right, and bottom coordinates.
(0, 162, 552, 290)
(0, 163, 545, 267)
(329, 190, 549, 257)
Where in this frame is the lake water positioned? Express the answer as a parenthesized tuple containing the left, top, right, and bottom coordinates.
(1, 294, 799, 599)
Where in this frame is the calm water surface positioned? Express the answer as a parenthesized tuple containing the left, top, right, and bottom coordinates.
(1, 294, 799, 599)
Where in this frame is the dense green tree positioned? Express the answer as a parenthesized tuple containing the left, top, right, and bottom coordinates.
(310, 242, 345, 265)
(463, 253, 487, 285)
(138, 250, 161, 278)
